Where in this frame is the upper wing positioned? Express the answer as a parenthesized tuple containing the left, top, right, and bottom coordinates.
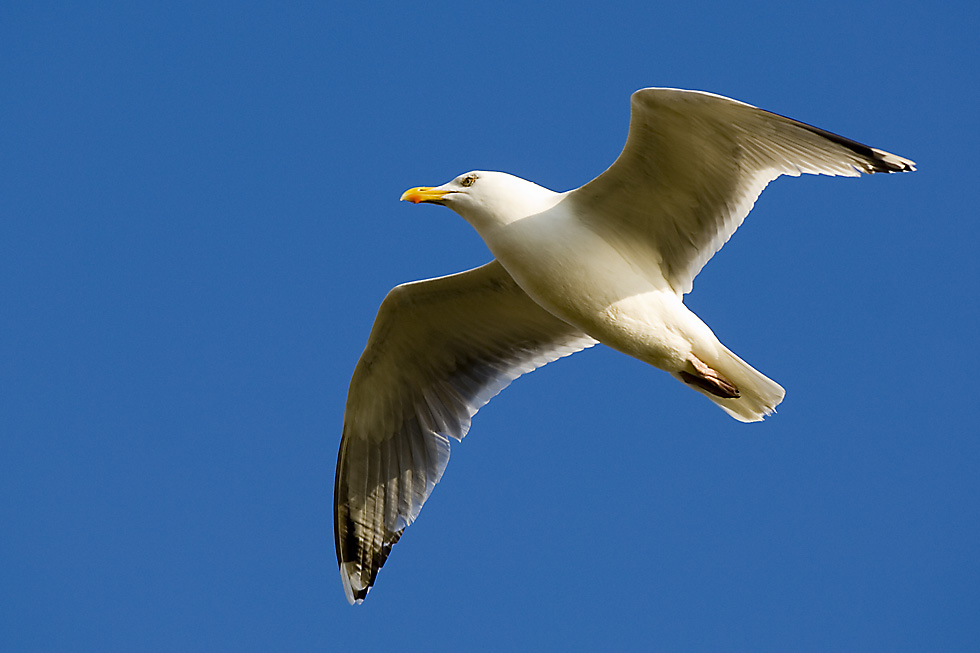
(569, 88, 916, 294)
(335, 260, 597, 604)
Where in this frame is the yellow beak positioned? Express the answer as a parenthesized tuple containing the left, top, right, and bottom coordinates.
(400, 187, 451, 204)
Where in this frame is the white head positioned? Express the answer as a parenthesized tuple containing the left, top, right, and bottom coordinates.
(401, 171, 560, 231)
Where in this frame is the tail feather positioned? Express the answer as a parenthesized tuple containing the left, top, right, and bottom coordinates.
(674, 345, 784, 422)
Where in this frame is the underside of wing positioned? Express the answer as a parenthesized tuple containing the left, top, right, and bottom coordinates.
(335, 260, 597, 603)
(570, 88, 915, 294)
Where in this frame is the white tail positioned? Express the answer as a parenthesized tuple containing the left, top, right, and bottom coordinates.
(673, 345, 785, 422)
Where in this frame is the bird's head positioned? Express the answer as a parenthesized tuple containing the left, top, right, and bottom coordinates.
(401, 171, 560, 231)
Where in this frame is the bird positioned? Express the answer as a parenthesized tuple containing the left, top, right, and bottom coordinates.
(334, 87, 915, 604)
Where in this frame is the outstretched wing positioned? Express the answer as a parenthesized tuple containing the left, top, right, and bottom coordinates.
(570, 88, 915, 294)
(335, 260, 597, 603)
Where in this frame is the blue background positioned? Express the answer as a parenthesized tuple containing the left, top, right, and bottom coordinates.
(2, 2, 977, 650)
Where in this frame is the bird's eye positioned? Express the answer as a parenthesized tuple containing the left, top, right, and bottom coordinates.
(460, 175, 477, 187)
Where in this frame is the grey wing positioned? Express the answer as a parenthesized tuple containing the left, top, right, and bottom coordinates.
(335, 260, 597, 604)
(570, 88, 916, 294)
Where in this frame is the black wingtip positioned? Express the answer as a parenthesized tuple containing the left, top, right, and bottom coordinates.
(338, 524, 405, 605)
(794, 118, 916, 174)
(761, 106, 917, 175)
(868, 147, 917, 173)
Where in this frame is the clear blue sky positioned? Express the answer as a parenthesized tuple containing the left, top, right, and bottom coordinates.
(2, 2, 977, 651)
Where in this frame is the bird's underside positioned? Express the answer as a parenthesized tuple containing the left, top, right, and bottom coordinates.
(334, 87, 916, 604)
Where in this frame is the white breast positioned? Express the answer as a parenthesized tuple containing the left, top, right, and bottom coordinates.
(481, 201, 673, 336)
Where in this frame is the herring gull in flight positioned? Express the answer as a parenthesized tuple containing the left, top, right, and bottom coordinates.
(334, 87, 915, 603)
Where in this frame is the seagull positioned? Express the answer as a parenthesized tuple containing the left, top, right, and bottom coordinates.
(334, 88, 915, 603)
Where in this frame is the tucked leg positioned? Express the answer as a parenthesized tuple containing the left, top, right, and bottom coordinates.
(679, 354, 740, 399)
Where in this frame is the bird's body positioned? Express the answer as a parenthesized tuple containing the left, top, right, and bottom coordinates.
(334, 88, 915, 603)
(471, 184, 748, 409)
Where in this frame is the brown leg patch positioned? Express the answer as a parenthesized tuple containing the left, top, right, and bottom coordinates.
(681, 355, 740, 399)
